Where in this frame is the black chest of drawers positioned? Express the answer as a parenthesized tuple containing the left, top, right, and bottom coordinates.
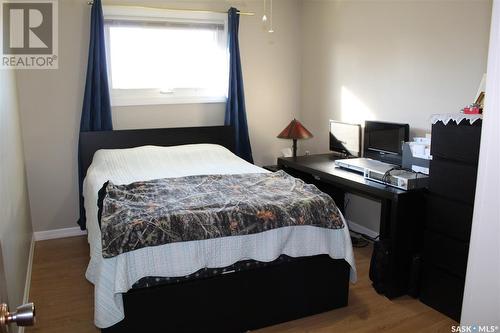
(419, 119, 482, 322)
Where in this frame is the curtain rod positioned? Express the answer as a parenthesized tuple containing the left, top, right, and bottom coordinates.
(87, 1, 255, 16)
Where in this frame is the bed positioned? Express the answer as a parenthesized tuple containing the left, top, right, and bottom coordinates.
(79, 126, 356, 332)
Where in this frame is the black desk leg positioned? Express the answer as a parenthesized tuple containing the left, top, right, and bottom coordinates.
(379, 199, 392, 238)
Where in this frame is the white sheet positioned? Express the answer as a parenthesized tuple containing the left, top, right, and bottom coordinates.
(84, 144, 356, 328)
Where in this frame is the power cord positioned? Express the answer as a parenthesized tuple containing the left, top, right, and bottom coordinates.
(381, 167, 424, 188)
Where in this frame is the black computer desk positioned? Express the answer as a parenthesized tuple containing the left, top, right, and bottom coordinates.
(278, 154, 424, 299)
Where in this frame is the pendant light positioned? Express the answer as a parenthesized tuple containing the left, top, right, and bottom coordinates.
(268, 0, 274, 33)
(262, 0, 267, 22)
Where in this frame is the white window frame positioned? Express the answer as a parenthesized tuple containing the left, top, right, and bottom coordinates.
(103, 6, 228, 106)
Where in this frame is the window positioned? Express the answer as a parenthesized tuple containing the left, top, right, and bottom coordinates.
(103, 6, 228, 106)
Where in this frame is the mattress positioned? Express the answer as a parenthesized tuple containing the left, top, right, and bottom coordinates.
(83, 144, 357, 328)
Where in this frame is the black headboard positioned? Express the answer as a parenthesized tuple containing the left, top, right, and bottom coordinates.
(79, 126, 235, 179)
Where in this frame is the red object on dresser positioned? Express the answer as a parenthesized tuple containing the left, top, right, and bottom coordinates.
(463, 106, 482, 114)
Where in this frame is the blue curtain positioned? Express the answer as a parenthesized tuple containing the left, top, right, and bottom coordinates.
(225, 7, 253, 163)
(80, 0, 112, 132)
(77, 0, 112, 230)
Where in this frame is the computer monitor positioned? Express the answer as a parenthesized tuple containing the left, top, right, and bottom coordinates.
(329, 120, 361, 157)
(364, 120, 409, 165)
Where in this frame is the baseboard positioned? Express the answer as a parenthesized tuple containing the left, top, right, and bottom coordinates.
(18, 236, 35, 333)
(22, 236, 34, 303)
(33, 227, 87, 241)
(346, 220, 379, 240)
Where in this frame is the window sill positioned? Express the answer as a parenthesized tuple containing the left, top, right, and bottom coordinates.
(111, 96, 227, 107)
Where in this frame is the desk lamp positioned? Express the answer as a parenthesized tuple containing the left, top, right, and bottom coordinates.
(277, 119, 313, 158)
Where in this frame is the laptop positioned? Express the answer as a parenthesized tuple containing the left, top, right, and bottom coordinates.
(334, 158, 397, 174)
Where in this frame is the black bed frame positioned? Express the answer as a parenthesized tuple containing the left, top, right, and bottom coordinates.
(79, 126, 351, 333)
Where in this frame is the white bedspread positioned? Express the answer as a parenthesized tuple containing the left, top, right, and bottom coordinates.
(83, 144, 356, 328)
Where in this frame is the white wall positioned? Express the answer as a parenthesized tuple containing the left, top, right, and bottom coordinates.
(300, 0, 492, 233)
(300, 0, 491, 152)
(344, 194, 381, 236)
(462, 0, 500, 325)
(0, 69, 33, 331)
(16, 0, 302, 232)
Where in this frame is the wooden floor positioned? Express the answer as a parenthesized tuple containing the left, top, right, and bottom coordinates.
(26, 236, 456, 333)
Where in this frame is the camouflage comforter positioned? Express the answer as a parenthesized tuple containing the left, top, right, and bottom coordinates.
(99, 170, 344, 258)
